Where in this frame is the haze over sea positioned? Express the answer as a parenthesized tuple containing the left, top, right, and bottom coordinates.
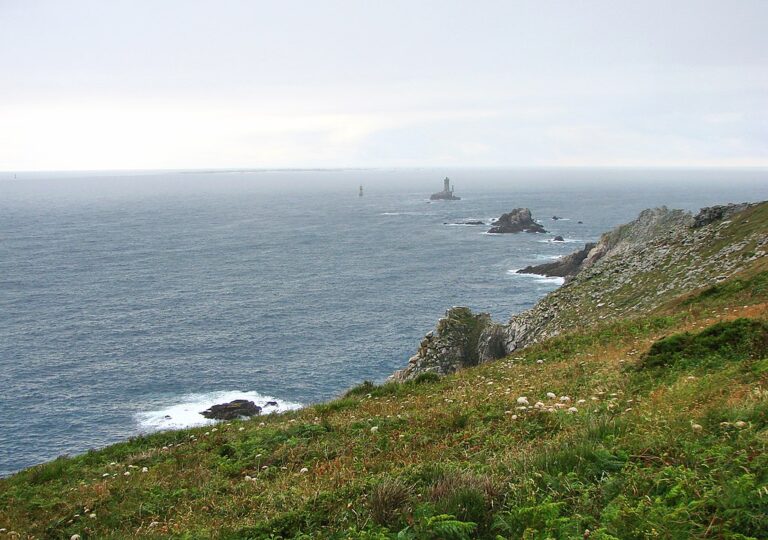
(0, 168, 765, 476)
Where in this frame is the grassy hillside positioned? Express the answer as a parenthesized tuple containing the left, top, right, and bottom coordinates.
(1, 210, 767, 539)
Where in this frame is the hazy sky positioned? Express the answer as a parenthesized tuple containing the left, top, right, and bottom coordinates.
(1, 0, 766, 170)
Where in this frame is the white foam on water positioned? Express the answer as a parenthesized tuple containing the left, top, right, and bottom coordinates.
(380, 211, 434, 216)
(134, 390, 303, 432)
(537, 238, 583, 244)
(507, 269, 566, 286)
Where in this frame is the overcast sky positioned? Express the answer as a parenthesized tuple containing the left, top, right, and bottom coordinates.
(1, 0, 766, 170)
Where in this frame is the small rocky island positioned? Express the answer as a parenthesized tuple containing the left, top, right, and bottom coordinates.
(488, 208, 547, 233)
(200, 399, 261, 420)
(430, 177, 461, 200)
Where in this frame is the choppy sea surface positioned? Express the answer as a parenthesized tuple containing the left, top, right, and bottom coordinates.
(0, 168, 765, 476)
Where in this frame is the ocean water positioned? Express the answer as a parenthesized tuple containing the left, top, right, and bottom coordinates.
(0, 168, 765, 476)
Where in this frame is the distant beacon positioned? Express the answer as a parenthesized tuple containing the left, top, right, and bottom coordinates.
(359, 185, 363, 197)
(429, 177, 461, 200)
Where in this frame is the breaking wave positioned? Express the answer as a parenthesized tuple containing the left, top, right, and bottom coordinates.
(134, 390, 303, 432)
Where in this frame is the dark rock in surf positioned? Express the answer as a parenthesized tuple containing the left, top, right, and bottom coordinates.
(517, 242, 596, 278)
(553, 235, 565, 242)
(201, 400, 261, 420)
(446, 220, 485, 226)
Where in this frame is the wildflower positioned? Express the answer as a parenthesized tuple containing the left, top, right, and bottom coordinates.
(238, 427, 245, 431)
(691, 422, 703, 432)
(123, 471, 131, 476)
(511, 415, 518, 420)
(560, 396, 571, 403)
(300, 467, 309, 474)
(516, 396, 530, 405)
(536, 359, 544, 364)
(734, 420, 748, 428)
(71, 535, 81, 540)
(546, 392, 556, 399)
(567, 407, 578, 413)
(89, 513, 96, 519)
(370, 426, 379, 433)
(141, 467, 148, 473)
(577, 399, 586, 404)
(534, 401, 545, 409)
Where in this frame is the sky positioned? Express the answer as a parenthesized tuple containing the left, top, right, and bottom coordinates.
(1, 0, 766, 171)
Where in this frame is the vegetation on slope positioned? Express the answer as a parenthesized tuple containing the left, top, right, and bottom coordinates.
(1, 206, 767, 539)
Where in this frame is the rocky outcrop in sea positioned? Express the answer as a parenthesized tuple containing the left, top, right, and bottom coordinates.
(517, 242, 596, 279)
(201, 400, 262, 420)
(488, 208, 546, 234)
(391, 202, 767, 381)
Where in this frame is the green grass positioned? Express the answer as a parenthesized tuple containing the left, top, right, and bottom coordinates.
(1, 205, 767, 538)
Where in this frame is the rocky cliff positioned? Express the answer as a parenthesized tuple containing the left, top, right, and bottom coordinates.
(392, 202, 766, 381)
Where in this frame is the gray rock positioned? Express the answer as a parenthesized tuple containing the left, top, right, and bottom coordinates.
(488, 208, 547, 234)
(517, 243, 596, 278)
(692, 203, 755, 228)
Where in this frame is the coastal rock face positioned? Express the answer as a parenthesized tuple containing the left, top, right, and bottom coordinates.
(393, 202, 768, 381)
(488, 208, 546, 234)
(389, 307, 492, 382)
(692, 202, 755, 228)
(517, 242, 596, 278)
(201, 400, 261, 420)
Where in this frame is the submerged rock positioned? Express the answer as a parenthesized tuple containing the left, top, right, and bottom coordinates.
(488, 208, 547, 234)
(201, 400, 261, 420)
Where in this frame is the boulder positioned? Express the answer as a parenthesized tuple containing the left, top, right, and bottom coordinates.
(488, 208, 547, 234)
(200, 400, 261, 420)
(553, 235, 565, 242)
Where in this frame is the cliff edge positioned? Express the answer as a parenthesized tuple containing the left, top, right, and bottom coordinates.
(392, 202, 766, 381)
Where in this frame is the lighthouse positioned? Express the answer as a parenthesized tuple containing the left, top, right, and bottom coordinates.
(430, 177, 460, 200)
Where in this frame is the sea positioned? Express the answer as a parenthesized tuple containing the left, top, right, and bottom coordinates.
(0, 168, 765, 476)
